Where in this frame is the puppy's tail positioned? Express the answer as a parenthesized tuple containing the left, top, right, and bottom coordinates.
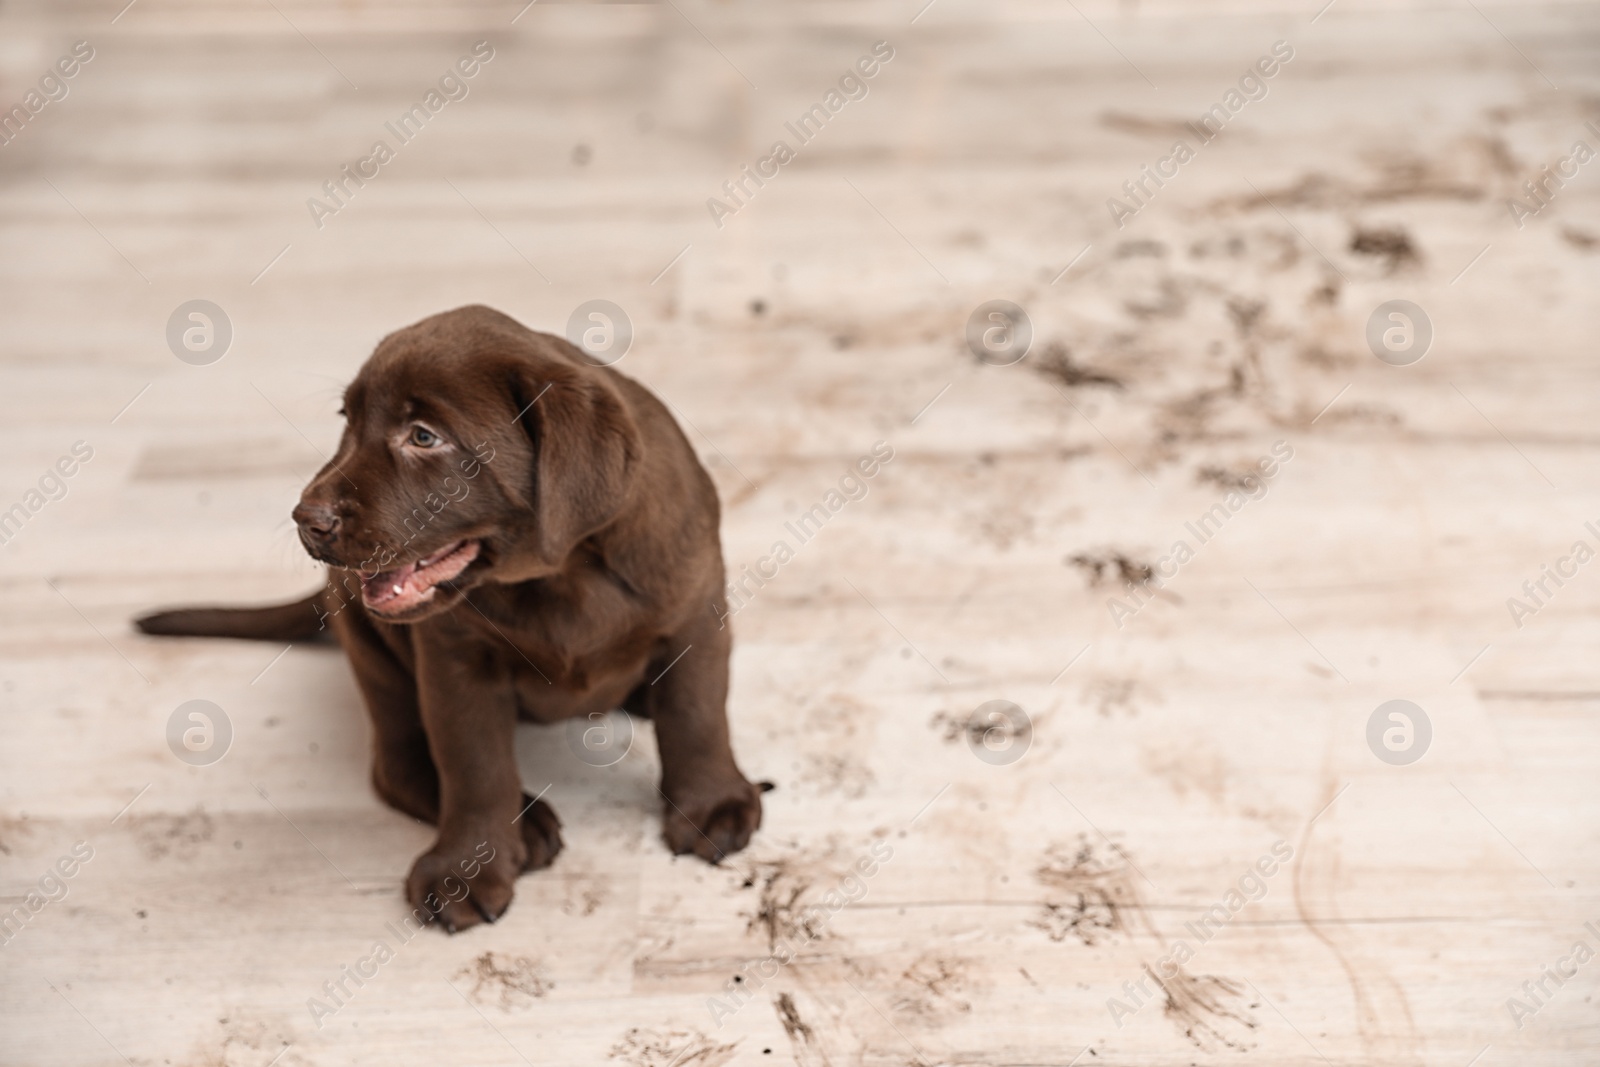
(134, 591, 333, 644)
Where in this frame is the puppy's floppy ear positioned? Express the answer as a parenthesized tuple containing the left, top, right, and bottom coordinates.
(511, 363, 642, 565)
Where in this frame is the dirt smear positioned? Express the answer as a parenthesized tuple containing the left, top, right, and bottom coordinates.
(1067, 550, 1154, 591)
(561, 868, 609, 918)
(453, 952, 551, 1010)
(1030, 836, 1151, 945)
(608, 1028, 738, 1067)
(926, 706, 1033, 754)
(1019, 205, 1425, 468)
(128, 806, 214, 862)
(1034, 342, 1124, 390)
(0, 813, 34, 855)
(892, 954, 975, 1017)
(1196, 462, 1270, 491)
(1081, 675, 1160, 718)
(799, 752, 874, 799)
(1348, 224, 1421, 273)
(734, 839, 874, 955)
(175, 1006, 294, 1067)
(1099, 110, 1196, 138)
(1211, 137, 1517, 210)
(1142, 744, 1228, 806)
(789, 694, 877, 798)
(1029, 837, 1261, 1051)
(1563, 225, 1598, 251)
(1149, 964, 1257, 1051)
(774, 992, 833, 1066)
(742, 860, 825, 954)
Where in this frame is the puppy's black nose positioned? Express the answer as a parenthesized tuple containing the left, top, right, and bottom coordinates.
(293, 502, 341, 542)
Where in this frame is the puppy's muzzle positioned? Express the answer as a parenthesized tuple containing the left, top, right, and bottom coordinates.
(292, 501, 342, 557)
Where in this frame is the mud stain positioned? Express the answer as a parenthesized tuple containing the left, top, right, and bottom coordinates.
(453, 952, 551, 1011)
(1067, 550, 1153, 591)
(1035, 342, 1125, 390)
(1143, 745, 1228, 807)
(1562, 225, 1598, 251)
(1081, 676, 1159, 719)
(1099, 110, 1195, 138)
(1348, 224, 1420, 273)
(1216, 153, 1491, 210)
(742, 859, 825, 954)
(560, 870, 609, 918)
(1151, 964, 1258, 1051)
(1029, 835, 1259, 1051)
(176, 1007, 293, 1067)
(1029, 836, 1151, 944)
(892, 954, 975, 1017)
(128, 806, 213, 862)
(774, 992, 833, 1066)
(1115, 239, 1169, 258)
(926, 705, 1033, 755)
(1195, 462, 1269, 491)
(608, 1028, 738, 1067)
(0, 814, 33, 855)
(791, 694, 876, 799)
(1124, 276, 1189, 321)
(970, 505, 1036, 551)
(799, 752, 874, 799)
(1023, 208, 1427, 470)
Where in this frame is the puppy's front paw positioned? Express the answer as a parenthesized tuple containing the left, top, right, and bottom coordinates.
(515, 793, 563, 872)
(406, 833, 524, 933)
(661, 778, 762, 864)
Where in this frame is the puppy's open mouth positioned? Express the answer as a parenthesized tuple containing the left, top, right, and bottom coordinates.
(360, 539, 481, 616)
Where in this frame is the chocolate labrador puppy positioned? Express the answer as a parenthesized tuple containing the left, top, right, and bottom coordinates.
(137, 305, 763, 931)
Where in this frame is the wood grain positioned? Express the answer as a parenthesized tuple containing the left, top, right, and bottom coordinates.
(1, 1, 1597, 1064)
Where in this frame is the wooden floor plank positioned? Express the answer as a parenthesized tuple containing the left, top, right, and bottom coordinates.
(3, 2, 1599, 1064)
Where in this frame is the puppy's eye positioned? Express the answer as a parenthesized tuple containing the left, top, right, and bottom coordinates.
(408, 425, 442, 448)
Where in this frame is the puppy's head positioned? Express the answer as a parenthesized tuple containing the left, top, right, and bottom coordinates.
(294, 305, 641, 623)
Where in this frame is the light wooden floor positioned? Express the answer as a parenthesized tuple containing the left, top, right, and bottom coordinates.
(3, 1, 1599, 1064)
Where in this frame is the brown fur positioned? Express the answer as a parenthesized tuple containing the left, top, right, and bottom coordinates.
(136, 305, 762, 931)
